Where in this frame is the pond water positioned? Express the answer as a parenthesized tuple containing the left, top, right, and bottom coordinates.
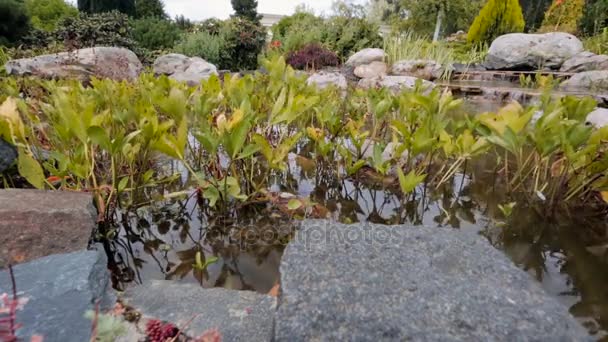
(103, 91, 608, 339)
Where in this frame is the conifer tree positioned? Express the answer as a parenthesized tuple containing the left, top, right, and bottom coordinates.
(78, 0, 135, 16)
(467, 0, 525, 44)
(231, 0, 261, 23)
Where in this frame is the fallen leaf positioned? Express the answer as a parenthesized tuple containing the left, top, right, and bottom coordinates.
(601, 191, 608, 204)
(268, 283, 280, 297)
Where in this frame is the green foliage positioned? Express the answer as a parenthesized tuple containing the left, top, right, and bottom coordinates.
(174, 14, 194, 31)
(222, 18, 267, 70)
(77, 0, 135, 16)
(271, 12, 324, 53)
(85, 311, 128, 341)
(231, 0, 261, 23)
(579, 0, 608, 36)
(25, 0, 78, 32)
(540, 0, 584, 33)
(0, 0, 31, 46)
(56, 11, 137, 50)
(132, 17, 181, 50)
(174, 31, 227, 67)
(134, 0, 166, 19)
(394, 0, 484, 37)
(584, 28, 608, 55)
(520, 0, 552, 31)
(323, 16, 383, 61)
(467, 0, 525, 44)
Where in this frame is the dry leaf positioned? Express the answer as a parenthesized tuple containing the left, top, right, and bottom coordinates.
(601, 191, 608, 204)
(268, 283, 280, 297)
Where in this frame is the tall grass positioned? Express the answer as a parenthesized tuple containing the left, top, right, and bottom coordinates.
(583, 28, 608, 55)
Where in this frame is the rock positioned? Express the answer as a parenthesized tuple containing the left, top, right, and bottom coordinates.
(275, 220, 590, 341)
(306, 71, 347, 91)
(358, 75, 435, 94)
(561, 70, 608, 90)
(560, 51, 608, 72)
(353, 61, 387, 79)
(0, 250, 115, 342)
(124, 281, 275, 340)
(484, 32, 584, 70)
(153, 54, 218, 86)
(0, 189, 96, 266)
(391, 59, 445, 80)
(586, 107, 608, 128)
(0, 138, 16, 173)
(5, 47, 142, 81)
(345, 48, 386, 67)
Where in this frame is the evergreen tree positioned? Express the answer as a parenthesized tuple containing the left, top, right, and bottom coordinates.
(467, 0, 525, 44)
(579, 0, 607, 35)
(0, 0, 31, 45)
(230, 0, 261, 23)
(135, 0, 167, 19)
(78, 0, 136, 16)
(519, 0, 552, 31)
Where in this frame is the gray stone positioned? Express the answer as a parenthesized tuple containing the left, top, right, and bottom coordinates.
(0, 189, 96, 266)
(0, 250, 115, 342)
(358, 75, 435, 94)
(5, 47, 142, 81)
(354, 61, 388, 79)
(153, 53, 218, 86)
(560, 51, 608, 72)
(0, 138, 16, 173)
(306, 71, 347, 91)
(345, 48, 386, 67)
(124, 281, 275, 340)
(275, 220, 590, 341)
(586, 107, 608, 129)
(391, 59, 445, 80)
(484, 32, 584, 70)
(561, 70, 608, 90)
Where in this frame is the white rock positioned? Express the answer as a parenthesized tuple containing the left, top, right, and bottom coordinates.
(561, 70, 608, 90)
(586, 107, 608, 129)
(391, 59, 445, 80)
(153, 53, 218, 86)
(345, 48, 386, 67)
(306, 71, 347, 91)
(358, 76, 435, 94)
(560, 51, 608, 72)
(354, 61, 388, 79)
(484, 32, 584, 70)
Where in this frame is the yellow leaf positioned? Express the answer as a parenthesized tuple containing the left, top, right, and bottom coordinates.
(601, 191, 608, 204)
(0, 97, 25, 142)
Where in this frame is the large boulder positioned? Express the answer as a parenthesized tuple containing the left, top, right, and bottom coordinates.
(358, 75, 435, 94)
(275, 220, 590, 341)
(306, 71, 347, 91)
(484, 32, 584, 70)
(0, 138, 16, 173)
(391, 59, 445, 80)
(560, 51, 608, 72)
(5, 47, 142, 81)
(345, 48, 386, 67)
(153, 53, 218, 86)
(586, 107, 608, 129)
(0, 189, 96, 266)
(124, 281, 275, 340)
(354, 61, 387, 79)
(0, 250, 115, 342)
(561, 70, 608, 90)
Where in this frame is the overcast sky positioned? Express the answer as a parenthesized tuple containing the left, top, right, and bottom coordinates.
(164, 0, 348, 20)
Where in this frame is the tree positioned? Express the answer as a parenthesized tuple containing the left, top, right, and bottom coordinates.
(579, 0, 608, 35)
(230, 0, 261, 23)
(25, 0, 78, 31)
(467, 0, 525, 44)
(78, 0, 136, 16)
(135, 0, 167, 19)
(0, 0, 31, 46)
(132, 17, 180, 49)
(519, 0, 552, 31)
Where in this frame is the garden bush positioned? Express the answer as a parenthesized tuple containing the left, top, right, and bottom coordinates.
(286, 43, 339, 70)
(467, 0, 525, 44)
(0, 0, 31, 46)
(135, 0, 167, 19)
(25, 0, 78, 32)
(579, 0, 608, 36)
(322, 16, 383, 61)
(56, 11, 137, 50)
(77, 0, 135, 16)
(132, 17, 181, 50)
(174, 31, 226, 67)
(221, 18, 266, 71)
(539, 0, 584, 33)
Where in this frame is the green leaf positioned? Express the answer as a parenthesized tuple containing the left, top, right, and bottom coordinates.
(287, 198, 303, 210)
(87, 126, 111, 151)
(117, 177, 129, 192)
(397, 168, 426, 194)
(18, 148, 45, 189)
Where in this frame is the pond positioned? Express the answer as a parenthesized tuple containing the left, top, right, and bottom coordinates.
(104, 148, 608, 339)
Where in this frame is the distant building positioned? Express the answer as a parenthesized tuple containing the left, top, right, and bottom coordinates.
(260, 13, 285, 28)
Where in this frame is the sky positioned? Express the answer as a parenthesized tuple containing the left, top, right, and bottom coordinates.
(164, 0, 351, 21)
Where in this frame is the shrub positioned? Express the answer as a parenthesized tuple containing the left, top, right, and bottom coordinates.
(25, 0, 78, 32)
(520, 0, 552, 31)
(56, 11, 137, 50)
(222, 18, 266, 70)
(539, 0, 584, 33)
(467, 0, 525, 44)
(132, 17, 181, 50)
(579, 0, 608, 36)
(174, 15, 194, 32)
(584, 28, 608, 54)
(322, 16, 383, 61)
(286, 43, 339, 70)
(0, 0, 31, 46)
(135, 0, 167, 19)
(174, 31, 227, 67)
(273, 12, 325, 53)
(197, 18, 224, 35)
